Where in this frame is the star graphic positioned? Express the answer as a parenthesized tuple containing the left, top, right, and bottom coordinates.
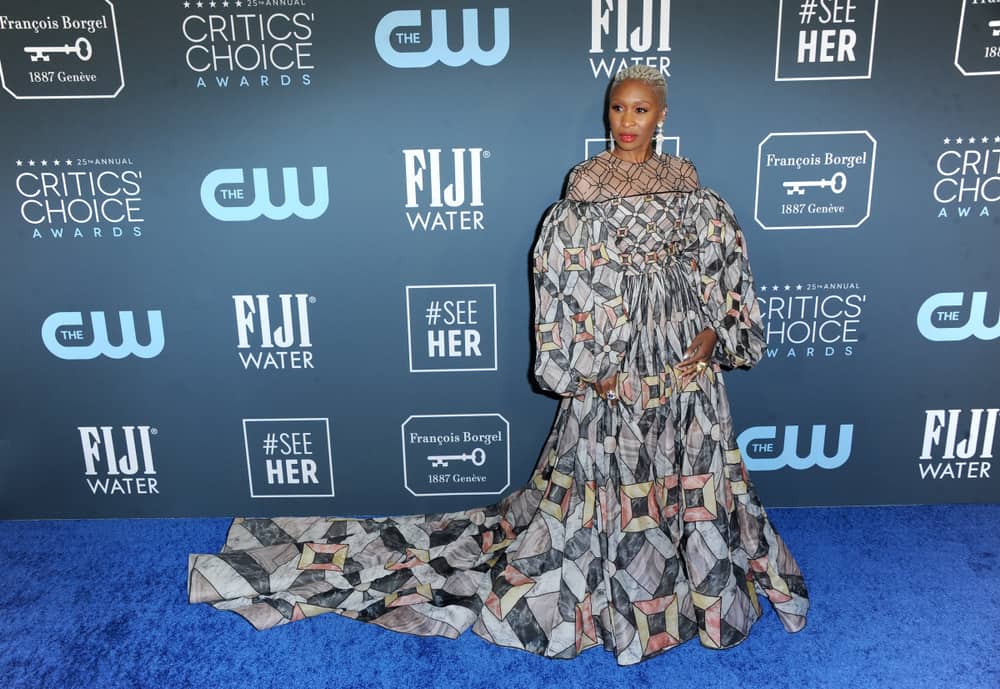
(982, 136, 990, 144)
(795, 284, 803, 290)
(943, 137, 950, 144)
(64, 159, 72, 166)
(760, 285, 768, 293)
(235, 0, 242, 7)
(196, 1, 203, 8)
(15, 160, 22, 166)
(772, 284, 780, 291)
(968, 134, 976, 143)
(994, 135, 1000, 143)
(784, 284, 791, 291)
(209, 0, 216, 7)
(956, 137, 964, 144)
(53, 159, 61, 166)
(28, 159, 35, 166)
(40, 159, 47, 166)
(222, 0, 229, 6)
(183, 1, 190, 7)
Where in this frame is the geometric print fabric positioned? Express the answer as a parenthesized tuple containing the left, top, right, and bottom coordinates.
(188, 153, 809, 665)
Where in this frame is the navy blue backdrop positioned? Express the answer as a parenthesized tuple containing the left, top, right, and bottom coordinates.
(0, 0, 997, 519)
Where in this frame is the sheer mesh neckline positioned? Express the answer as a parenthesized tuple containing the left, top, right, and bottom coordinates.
(565, 150, 699, 202)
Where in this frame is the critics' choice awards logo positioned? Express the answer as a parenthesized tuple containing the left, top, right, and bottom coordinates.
(406, 285, 497, 373)
(758, 281, 865, 359)
(375, 7, 509, 68)
(755, 131, 876, 230)
(932, 133, 1000, 220)
(201, 166, 328, 221)
(401, 414, 510, 496)
(79, 425, 158, 495)
(738, 424, 854, 471)
(774, 0, 878, 81)
(919, 409, 995, 480)
(955, 0, 1000, 76)
(243, 418, 334, 498)
(588, 0, 671, 79)
(42, 310, 164, 360)
(917, 291, 999, 342)
(0, 0, 124, 100)
(402, 147, 487, 232)
(234, 293, 315, 370)
(180, 1, 315, 89)
(15, 157, 144, 240)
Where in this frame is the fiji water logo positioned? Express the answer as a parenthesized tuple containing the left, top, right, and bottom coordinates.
(402, 147, 487, 231)
(917, 291, 999, 342)
(375, 8, 510, 68)
(42, 310, 164, 360)
(200, 167, 329, 221)
(79, 425, 159, 495)
(738, 424, 854, 470)
(588, 0, 672, 78)
(234, 293, 315, 370)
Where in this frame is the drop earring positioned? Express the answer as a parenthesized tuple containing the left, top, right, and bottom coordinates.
(608, 130, 615, 151)
(654, 121, 664, 155)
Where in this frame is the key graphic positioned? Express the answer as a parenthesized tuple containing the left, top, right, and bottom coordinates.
(427, 447, 486, 468)
(782, 171, 847, 196)
(24, 37, 93, 63)
(991, 20, 1000, 37)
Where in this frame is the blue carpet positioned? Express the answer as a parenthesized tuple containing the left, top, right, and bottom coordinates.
(0, 504, 997, 689)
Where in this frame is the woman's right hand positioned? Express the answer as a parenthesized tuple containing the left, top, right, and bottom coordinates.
(592, 374, 619, 403)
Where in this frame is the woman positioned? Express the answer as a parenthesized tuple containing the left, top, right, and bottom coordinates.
(189, 65, 809, 666)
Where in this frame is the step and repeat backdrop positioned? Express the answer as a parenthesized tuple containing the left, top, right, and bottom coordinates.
(0, 0, 997, 519)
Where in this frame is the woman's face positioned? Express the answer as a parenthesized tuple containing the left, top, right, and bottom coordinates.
(608, 79, 666, 159)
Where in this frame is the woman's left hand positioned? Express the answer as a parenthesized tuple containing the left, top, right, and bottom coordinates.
(676, 328, 717, 377)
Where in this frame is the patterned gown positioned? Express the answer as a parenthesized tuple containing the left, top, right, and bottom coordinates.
(188, 151, 810, 666)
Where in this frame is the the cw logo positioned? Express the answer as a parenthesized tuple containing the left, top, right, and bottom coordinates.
(200, 167, 329, 222)
(737, 424, 854, 470)
(916, 291, 999, 342)
(375, 8, 510, 68)
(42, 311, 165, 360)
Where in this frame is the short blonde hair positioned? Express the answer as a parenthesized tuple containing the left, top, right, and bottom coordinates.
(611, 65, 667, 106)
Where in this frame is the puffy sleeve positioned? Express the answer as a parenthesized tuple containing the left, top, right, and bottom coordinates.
(688, 188, 765, 369)
(531, 201, 631, 395)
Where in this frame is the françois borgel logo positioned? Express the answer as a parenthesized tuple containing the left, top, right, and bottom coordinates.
(200, 166, 328, 222)
(917, 291, 999, 342)
(919, 409, 995, 480)
(42, 310, 164, 360)
(588, 0, 672, 79)
(402, 147, 487, 232)
(15, 156, 144, 240)
(755, 130, 876, 230)
(932, 133, 999, 220)
(79, 425, 158, 495)
(0, 0, 124, 100)
(955, 0, 1000, 77)
(738, 424, 854, 471)
(774, 0, 878, 81)
(406, 284, 497, 373)
(180, 2, 315, 89)
(243, 418, 334, 498)
(401, 414, 510, 496)
(234, 293, 316, 370)
(375, 7, 509, 68)
(758, 281, 866, 360)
